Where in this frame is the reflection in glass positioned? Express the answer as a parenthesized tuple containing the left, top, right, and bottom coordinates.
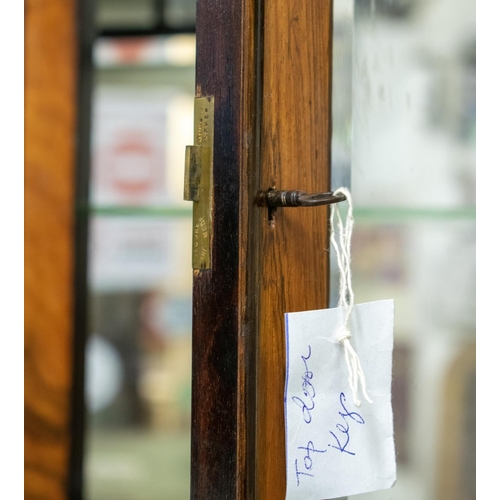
(332, 0, 354, 189)
(331, 1, 475, 499)
(348, 220, 475, 500)
(351, 0, 475, 209)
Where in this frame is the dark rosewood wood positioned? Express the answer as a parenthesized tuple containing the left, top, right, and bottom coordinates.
(190, 0, 260, 499)
(25, 0, 78, 498)
(192, 1, 332, 498)
(256, 1, 333, 499)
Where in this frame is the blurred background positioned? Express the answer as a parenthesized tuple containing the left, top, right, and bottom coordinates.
(84, 2, 196, 499)
(82, 0, 474, 499)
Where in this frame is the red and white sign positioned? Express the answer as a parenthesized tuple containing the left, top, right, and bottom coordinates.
(91, 93, 169, 206)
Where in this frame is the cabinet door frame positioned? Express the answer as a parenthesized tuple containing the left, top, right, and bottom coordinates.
(25, 0, 333, 497)
(191, 1, 332, 499)
(190, 0, 260, 497)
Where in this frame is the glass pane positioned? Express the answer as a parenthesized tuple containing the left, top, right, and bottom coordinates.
(332, 0, 354, 189)
(351, 0, 475, 209)
(349, 219, 475, 500)
(84, 36, 195, 500)
(330, 0, 475, 498)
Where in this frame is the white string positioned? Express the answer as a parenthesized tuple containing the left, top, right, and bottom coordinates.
(330, 187, 372, 407)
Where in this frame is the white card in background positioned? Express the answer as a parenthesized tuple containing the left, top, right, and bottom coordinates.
(284, 300, 396, 500)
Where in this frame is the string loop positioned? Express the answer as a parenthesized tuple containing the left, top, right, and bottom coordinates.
(330, 187, 372, 407)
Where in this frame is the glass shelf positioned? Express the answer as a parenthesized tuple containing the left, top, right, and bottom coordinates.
(85, 205, 475, 222)
(88, 206, 193, 218)
(353, 206, 476, 223)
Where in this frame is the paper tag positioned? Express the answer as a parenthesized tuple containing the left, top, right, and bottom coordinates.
(284, 299, 396, 500)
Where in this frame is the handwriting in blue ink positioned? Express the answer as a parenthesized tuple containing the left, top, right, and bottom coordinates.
(292, 345, 316, 424)
(294, 441, 327, 486)
(328, 392, 365, 456)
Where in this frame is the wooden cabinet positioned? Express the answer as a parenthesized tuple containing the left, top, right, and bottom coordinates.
(191, 1, 332, 498)
(25, 0, 78, 498)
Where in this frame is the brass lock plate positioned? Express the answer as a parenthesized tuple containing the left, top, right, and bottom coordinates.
(184, 96, 214, 269)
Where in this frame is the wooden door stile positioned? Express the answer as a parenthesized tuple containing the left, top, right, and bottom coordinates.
(256, 1, 333, 498)
(190, 0, 261, 498)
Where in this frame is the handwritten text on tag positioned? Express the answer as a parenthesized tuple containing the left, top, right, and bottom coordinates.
(284, 300, 396, 500)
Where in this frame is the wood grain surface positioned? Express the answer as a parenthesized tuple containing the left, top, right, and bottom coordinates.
(25, 0, 77, 498)
(190, 0, 259, 498)
(256, 1, 333, 498)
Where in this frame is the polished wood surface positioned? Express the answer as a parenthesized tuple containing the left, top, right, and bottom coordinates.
(256, 1, 333, 498)
(25, 0, 77, 498)
(190, 0, 259, 498)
